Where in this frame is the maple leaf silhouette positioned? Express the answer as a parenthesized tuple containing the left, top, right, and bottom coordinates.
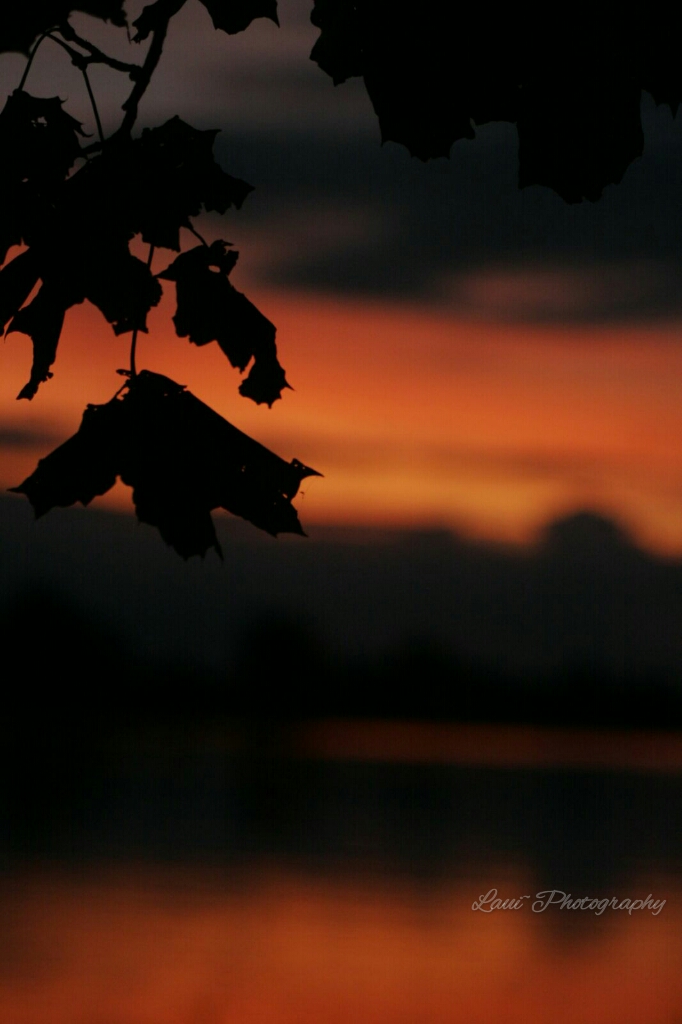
(3, 228, 162, 399)
(640, 31, 682, 116)
(0, 196, 28, 267)
(0, 161, 163, 397)
(158, 240, 291, 406)
(131, 0, 186, 41)
(200, 0, 278, 35)
(0, 2, 126, 55)
(10, 394, 121, 512)
(0, 90, 86, 263)
(130, 118, 253, 250)
(11, 370, 321, 558)
(8, 284, 66, 400)
(0, 249, 40, 334)
(0, 90, 86, 190)
(74, 117, 253, 251)
(310, 2, 479, 160)
(309, 0, 363, 84)
(517, 78, 644, 204)
(133, 0, 277, 41)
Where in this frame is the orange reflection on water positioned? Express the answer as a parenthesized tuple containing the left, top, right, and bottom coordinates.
(290, 721, 682, 773)
(0, 866, 679, 1024)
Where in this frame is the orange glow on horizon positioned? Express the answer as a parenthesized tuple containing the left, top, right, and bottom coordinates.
(1, 284, 682, 555)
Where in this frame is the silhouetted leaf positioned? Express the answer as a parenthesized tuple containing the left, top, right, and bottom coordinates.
(135, 0, 277, 38)
(159, 241, 291, 405)
(310, 2, 521, 158)
(238, 354, 290, 406)
(517, 78, 644, 203)
(7, 227, 162, 399)
(310, 0, 363, 84)
(310, 1, 480, 160)
(133, 118, 253, 249)
(132, 0, 187, 41)
(0, 192, 28, 265)
(83, 241, 163, 334)
(0, 90, 83, 262)
(636, 19, 682, 116)
(0, 108, 175, 398)
(0, 249, 40, 332)
(200, 0, 278, 35)
(0, 90, 86, 190)
(9, 397, 121, 512)
(11, 370, 321, 558)
(0, 2, 126, 55)
(75, 118, 253, 251)
(8, 284, 67, 400)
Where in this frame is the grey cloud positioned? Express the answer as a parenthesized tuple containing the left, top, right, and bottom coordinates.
(207, 97, 682, 321)
(434, 260, 682, 323)
(0, 423, 61, 449)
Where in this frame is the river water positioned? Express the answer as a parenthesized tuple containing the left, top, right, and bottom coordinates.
(0, 721, 680, 1023)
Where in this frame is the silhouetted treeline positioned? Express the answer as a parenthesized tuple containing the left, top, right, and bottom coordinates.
(2, 705, 682, 897)
(2, 585, 681, 729)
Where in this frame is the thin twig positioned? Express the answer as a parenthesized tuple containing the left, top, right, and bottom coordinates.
(44, 35, 105, 143)
(188, 224, 210, 246)
(115, 25, 169, 140)
(18, 31, 52, 91)
(45, 32, 88, 65)
(129, 328, 139, 377)
(81, 66, 105, 144)
(130, 244, 156, 377)
(67, 13, 170, 155)
(56, 23, 141, 77)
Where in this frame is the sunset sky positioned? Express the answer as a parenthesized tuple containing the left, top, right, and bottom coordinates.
(1, 0, 682, 554)
(4, 14, 682, 1023)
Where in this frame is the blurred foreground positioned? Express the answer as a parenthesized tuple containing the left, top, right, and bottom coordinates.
(2, 495, 681, 1023)
(0, 718, 681, 1023)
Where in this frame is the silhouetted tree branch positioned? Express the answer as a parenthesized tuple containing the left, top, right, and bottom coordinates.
(57, 21, 142, 75)
(2, 0, 315, 558)
(2, 0, 676, 556)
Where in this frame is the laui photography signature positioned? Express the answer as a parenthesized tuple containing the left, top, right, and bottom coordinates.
(472, 889, 666, 915)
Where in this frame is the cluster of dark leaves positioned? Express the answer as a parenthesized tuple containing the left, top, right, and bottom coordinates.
(310, 0, 682, 202)
(11, 370, 320, 558)
(0, 102, 288, 402)
(1, 0, 303, 557)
